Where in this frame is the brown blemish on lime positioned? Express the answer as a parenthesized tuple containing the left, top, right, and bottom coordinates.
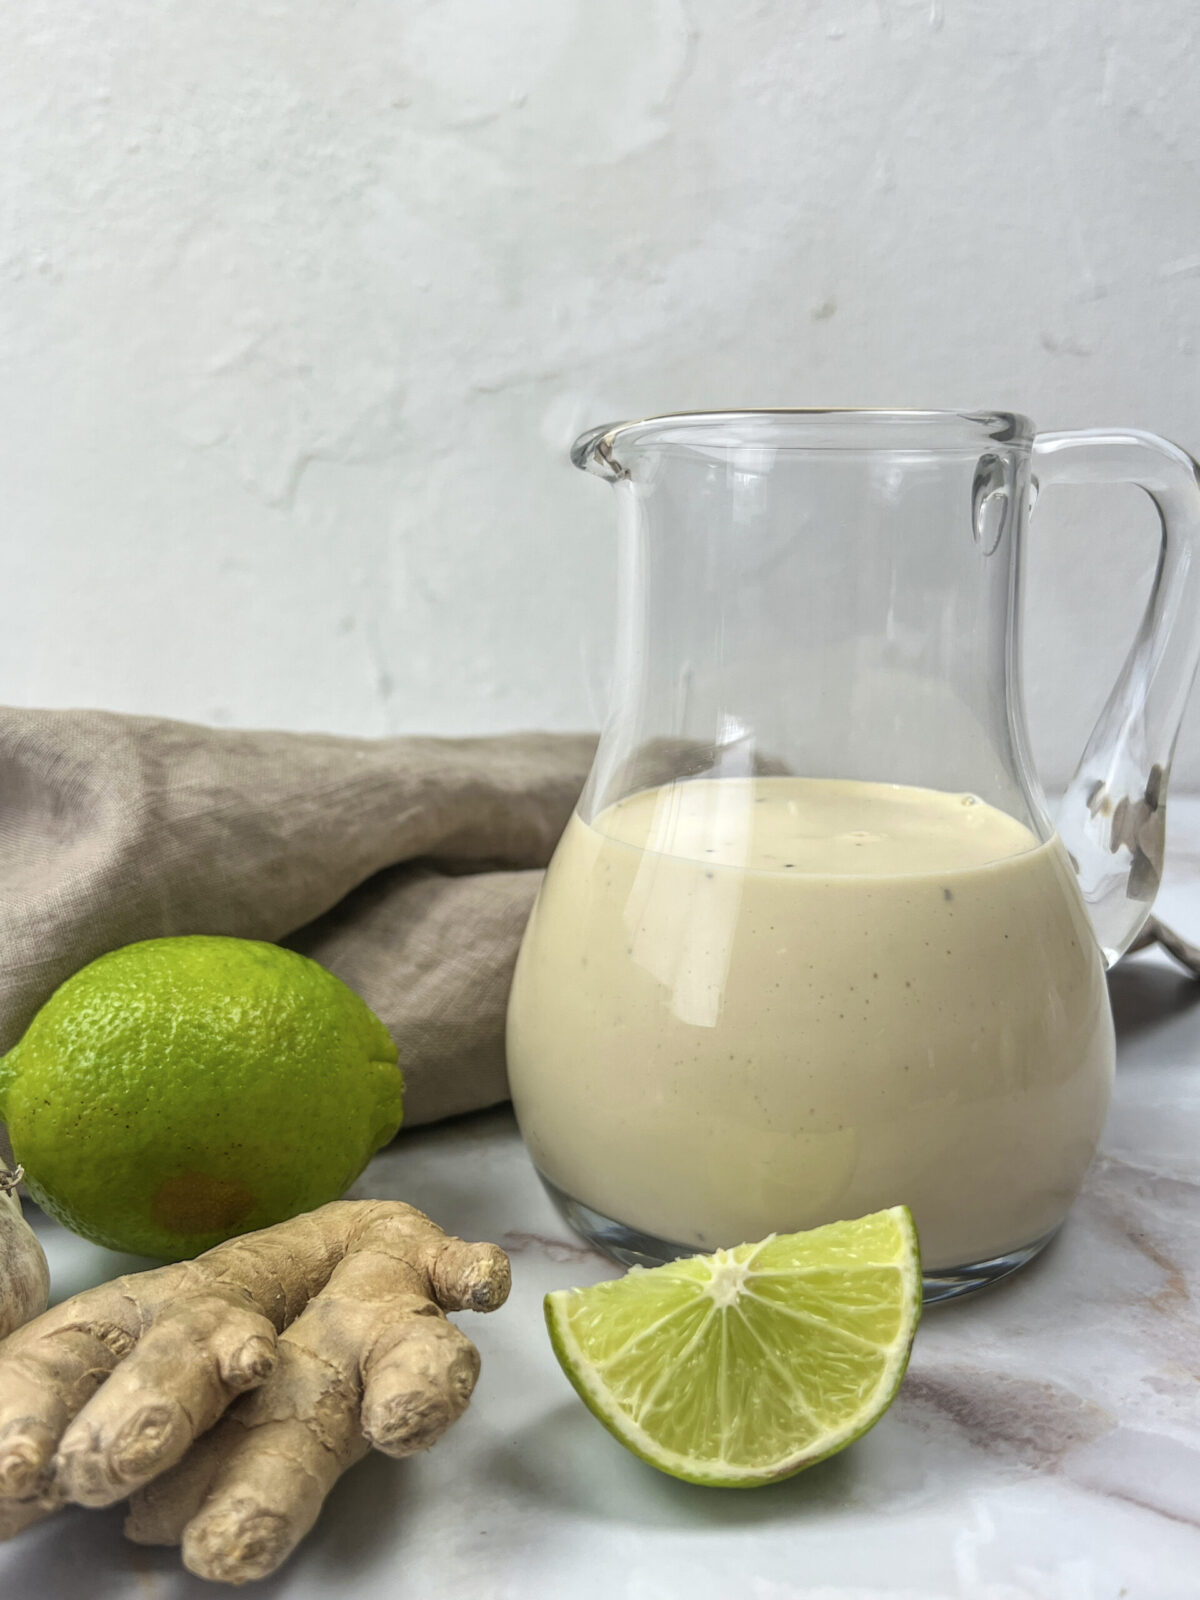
(152, 1173, 255, 1234)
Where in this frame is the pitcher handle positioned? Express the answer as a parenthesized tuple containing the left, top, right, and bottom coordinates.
(1031, 429, 1200, 967)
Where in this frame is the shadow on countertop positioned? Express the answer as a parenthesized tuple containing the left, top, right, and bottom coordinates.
(1108, 954, 1200, 1046)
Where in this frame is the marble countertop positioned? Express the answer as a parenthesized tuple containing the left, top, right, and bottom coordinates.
(4, 812, 1200, 1600)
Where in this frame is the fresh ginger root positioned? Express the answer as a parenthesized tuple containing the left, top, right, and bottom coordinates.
(0, 1199, 509, 1583)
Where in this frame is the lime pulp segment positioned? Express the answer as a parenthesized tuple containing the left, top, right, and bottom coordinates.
(545, 1206, 921, 1486)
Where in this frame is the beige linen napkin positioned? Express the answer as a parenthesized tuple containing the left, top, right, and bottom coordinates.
(0, 708, 595, 1128)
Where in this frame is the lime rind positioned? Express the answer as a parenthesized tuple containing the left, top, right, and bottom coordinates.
(2, 935, 404, 1258)
(545, 1205, 922, 1487)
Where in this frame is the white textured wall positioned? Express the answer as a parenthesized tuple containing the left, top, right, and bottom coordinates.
(2, 1, 1199, 789)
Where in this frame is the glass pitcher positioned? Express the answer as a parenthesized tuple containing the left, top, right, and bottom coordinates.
(506, 410, 1200, 1300)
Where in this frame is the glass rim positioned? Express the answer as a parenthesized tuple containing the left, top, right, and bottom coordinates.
(572, 408, 1036, 477)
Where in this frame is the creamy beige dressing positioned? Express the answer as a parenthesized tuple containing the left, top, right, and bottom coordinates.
(506, 777, 1114, 1269)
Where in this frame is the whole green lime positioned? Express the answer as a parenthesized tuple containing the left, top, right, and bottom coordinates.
(0, 937, 403, 1259)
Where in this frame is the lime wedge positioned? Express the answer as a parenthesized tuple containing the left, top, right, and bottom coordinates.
(544, 1206, 921, 1486)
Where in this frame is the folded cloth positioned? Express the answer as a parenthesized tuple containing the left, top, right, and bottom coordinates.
(0, 708, 595, 1128)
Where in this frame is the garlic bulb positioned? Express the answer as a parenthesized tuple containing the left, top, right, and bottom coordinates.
(0, 1161, 49, 1340)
